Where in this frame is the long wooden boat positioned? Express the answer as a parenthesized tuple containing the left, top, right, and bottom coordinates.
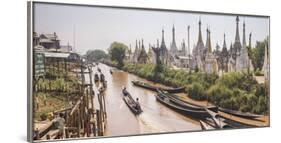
(155, 92, 211, 119)
(219, 107, 263, 119)
(199, 120, 213, 130)
(132, 80, 185, 93)
(122, 89, 143, 115)
(158, 89, 218, 112)
(216, 115, 257, 128)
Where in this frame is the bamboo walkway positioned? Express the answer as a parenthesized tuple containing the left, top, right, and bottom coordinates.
(34, 62, 108, 141)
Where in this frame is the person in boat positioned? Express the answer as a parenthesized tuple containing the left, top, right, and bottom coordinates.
(103, 80, 107, 89)
(94, 73, 99, 81)
(135, 98, 140, 110)
(100, 73, 105, 82)
(122, 87, 128, 96)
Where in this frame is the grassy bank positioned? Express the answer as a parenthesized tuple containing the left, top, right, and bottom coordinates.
(34, 92, 70, 121)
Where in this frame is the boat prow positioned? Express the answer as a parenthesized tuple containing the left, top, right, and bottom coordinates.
(199, 120, 213, 130)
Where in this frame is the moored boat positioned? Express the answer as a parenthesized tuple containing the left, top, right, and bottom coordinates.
(122, 88, 142, 115)
(216, 115, 257, 128)
(132, 80, 185, 93)
(219, 107, 263, 119)
(199, 120, 213, 130)
(158, 89, 218, 112)
(205, 109, 232, 129)
(154, 92, 211, 119)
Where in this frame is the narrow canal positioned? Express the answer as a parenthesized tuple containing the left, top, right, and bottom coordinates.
(88, 63, 201, 136)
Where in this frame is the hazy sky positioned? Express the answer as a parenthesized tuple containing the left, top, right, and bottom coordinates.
(34, 3, 269, 55)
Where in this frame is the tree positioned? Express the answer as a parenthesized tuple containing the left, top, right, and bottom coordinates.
(250, 38, 268, 71)
(108, 42, 127, 68)
(84, 49, 108, 63)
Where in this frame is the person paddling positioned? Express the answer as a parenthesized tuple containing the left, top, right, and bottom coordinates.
(122, 86, 128, 96)
(135, 98, 140, 110)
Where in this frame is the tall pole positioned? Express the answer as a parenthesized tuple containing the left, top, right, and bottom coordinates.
(187, 25, 191, 70)
(188, 25, 190, 57)
(73, 25, 76, 52)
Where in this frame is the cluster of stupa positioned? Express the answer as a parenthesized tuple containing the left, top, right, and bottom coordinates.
(126, 16, 267, 75)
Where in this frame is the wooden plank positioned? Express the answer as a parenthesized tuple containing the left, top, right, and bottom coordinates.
(70, 100, 81, 116)
(53, 106, 72, 114)
(218, 111, 268, 127)
(40, 129, 60, 140)
(33, 121, 53, 139)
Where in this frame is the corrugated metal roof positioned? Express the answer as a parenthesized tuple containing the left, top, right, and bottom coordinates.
(40, 38, 54, 43)
(44, 52, 70, 58)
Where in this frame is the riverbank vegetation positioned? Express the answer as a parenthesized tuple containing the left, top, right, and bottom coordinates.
(207, 72, 268, 114)
(99, 41, 268, 114)
(121, 62, 268, 114)
(34, 64, 80, 121)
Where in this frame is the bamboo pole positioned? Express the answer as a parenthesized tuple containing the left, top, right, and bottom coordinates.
(96, 110, 101, 136)
(88, 66, 94, 109)
(77, 108, 81, 138)
(102, 93, 107, 120)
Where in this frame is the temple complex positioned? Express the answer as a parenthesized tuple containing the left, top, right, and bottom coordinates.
(128, 16, 262, 76)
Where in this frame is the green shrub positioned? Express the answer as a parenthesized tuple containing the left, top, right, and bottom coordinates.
(207, 84, 233, 105)
(109, 62, 269, 114)
(207, 72, 268, 114)
(40, 113, 48, 121)
(254, 70, 264, 76)
(187, 82, 206, 100)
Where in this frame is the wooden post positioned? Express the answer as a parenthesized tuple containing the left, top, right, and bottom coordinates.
(97, 94, 103, 122)
(99, 109, 104, 136)
(102, 94, 107, 119)
(57, 58, 60, 77)
(65, 128, 69, 138)
(96, 110, 101, 136)
(92, 122, 96, 136)
(88, 66, 94, 109)
(64, 59, 67, 76)
(77, 108, 81, 138)
(86, 89, 89, 109)
(51, 59, 54, 75)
